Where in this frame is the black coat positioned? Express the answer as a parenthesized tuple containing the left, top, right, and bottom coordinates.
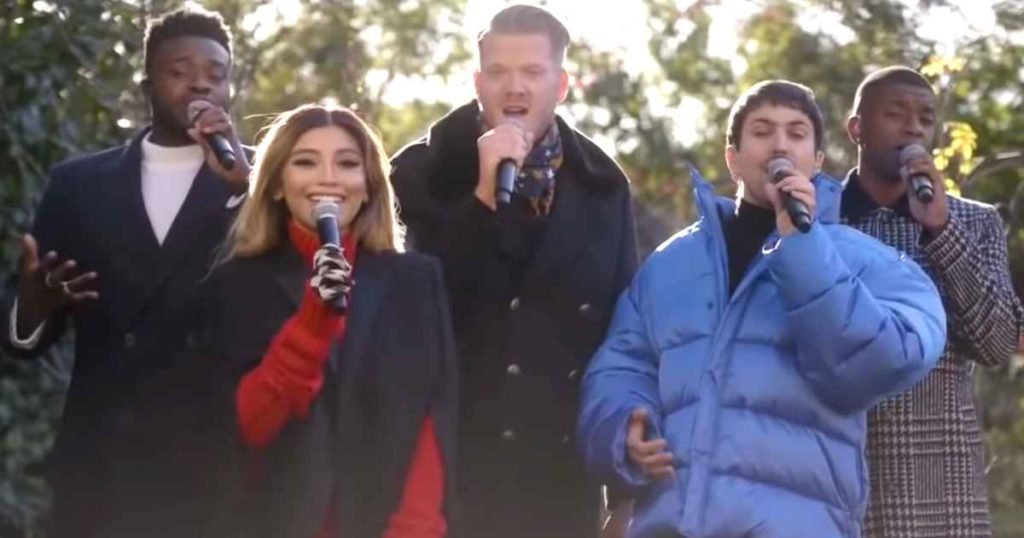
(203, 244, 458, 538)
(391, 101, 638, 536)
(0, 129, 237, 537)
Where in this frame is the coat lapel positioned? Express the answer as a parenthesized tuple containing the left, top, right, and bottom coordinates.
(153, 164, 231, 281)
(271, 245, 308, 310)
(518, 118, 624, 292)
(102, 132, 163, 331)
(116, 139, 232, 329)
(333, 251, 389, 375)
(107, 131, 162, 265)
(520, 172, 592, 288)
(269, 247, 391, 378)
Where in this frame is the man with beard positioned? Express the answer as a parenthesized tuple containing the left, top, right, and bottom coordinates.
(391, 4, 638, 536)
(842, 66, 1023, 537)
(2, 6, 248, 537)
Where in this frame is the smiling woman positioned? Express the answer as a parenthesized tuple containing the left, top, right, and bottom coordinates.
(226, 104, 402, 258)
(202, 104, 458, 538)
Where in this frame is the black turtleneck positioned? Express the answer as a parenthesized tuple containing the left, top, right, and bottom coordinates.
(723, 199, 777, 295)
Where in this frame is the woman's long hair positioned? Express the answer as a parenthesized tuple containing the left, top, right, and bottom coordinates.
(225, 104, 404, 259)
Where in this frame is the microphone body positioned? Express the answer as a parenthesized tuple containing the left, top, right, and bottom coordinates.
(496, 159, 517, 206)
(899, 144, 935, 204)
(767, 157, 812, 233)
(187, 100, 237, 171)
(312, 199, 348, 313)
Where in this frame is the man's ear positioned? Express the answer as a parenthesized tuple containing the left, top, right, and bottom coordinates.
(557, 69, 570, 103)
(815, 150, 825, 173)
(847, 115, 862, 145)
(725, 145, 740, 184)
(472, 69, 482, 100)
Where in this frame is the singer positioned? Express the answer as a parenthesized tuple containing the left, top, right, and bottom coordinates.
(842, 66, 1024, 538)
(0, 7, 247, 538)
(577, 80, 947, 537)
(203, 104, 456, 538)
(390, 5, 638, 537)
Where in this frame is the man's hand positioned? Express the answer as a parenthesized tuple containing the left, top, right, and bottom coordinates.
(902, 153, 950, 235)
(474, 121, 533, 210)
(15, 234, 98, 337)
(626, 407, 674, 480)
(187, 102, 250, 188)
(765, 167, 816, 237)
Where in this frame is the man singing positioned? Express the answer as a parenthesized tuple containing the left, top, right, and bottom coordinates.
(578, 80, 945, 537)
(391, 4, 638, 536)
(843, 66, 1024, 538)
(2, 7, 247, 537)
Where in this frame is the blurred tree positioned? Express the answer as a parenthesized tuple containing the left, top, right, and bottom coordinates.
(227, 0, 471, 149)
(0, 1, 143, 533)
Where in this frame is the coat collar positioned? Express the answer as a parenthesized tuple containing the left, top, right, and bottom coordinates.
(689, 165, 843, 230)
(840, 168, 913, 221)
(412, 100, 626, 199)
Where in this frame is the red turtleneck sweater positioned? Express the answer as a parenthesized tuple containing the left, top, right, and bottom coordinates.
(236, 220, 446, 538)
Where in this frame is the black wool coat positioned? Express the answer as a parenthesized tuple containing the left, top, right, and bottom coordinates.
(202, 244, 458, 538)
(391, 101, 638, 536)
(1, 129, 238, 538)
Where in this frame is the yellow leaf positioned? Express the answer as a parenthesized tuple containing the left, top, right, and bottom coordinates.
(945, 178, 961, 196)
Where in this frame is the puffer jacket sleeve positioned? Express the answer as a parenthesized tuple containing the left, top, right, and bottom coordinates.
(577, 272, 665, 491)
(767, 224, 946, 414)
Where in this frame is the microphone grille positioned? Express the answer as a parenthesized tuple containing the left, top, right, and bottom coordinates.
(767, 157, 794, 183)
(312, 198, 341, 222)
(899, 143, 929, 163)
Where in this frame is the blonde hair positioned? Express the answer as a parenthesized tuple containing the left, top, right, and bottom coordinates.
(226, 104, 404, 259)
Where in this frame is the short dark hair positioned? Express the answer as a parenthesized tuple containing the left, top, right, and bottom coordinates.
(726, 80, 825, 152)
(477, 4, 570, 63)
(852, 66, 933, 115)
(143, 6, 232, 76)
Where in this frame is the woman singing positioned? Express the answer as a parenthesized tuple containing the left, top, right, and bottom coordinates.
(205, 104, 456, 538)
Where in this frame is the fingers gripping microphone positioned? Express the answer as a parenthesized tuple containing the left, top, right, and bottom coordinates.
(187, 100, 237, 171)
(899, 144, 935, 204)
(312, 199, 348, 312)
(767, 157, 813, 233)
(496, 159, 517, 206)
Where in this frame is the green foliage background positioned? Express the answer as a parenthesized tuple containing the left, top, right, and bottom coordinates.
(1, 0, 1022, 535)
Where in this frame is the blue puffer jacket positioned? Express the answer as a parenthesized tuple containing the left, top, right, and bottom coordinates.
(578, 170, 945, 538)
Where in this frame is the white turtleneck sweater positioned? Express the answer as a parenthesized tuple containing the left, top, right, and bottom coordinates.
(140, 134, 205, 244)
(9, 135, 207, 347)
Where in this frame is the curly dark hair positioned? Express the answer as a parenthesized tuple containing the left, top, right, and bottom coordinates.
(143, 5, 232, 76)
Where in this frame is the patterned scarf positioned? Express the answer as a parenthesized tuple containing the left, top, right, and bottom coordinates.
(480, 117, 564, 216)
(516, 122, 563, 216)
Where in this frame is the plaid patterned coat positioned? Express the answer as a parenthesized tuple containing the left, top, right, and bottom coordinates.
(841, 171, 1023, 538)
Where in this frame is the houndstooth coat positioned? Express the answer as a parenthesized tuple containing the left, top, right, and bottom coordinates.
(841, 170, 1023, 538)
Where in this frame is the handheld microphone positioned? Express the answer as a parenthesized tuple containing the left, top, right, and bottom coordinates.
(187, 100, 237, 171)
(312, 198, 347, 313)
(899, 144, 935, 204)
(767, 157, 812, 233)
(496, 158, 517, 206)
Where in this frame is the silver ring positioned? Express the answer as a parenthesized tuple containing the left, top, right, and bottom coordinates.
(60, 281, 70, 295)
(44, 272, 59, 289)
